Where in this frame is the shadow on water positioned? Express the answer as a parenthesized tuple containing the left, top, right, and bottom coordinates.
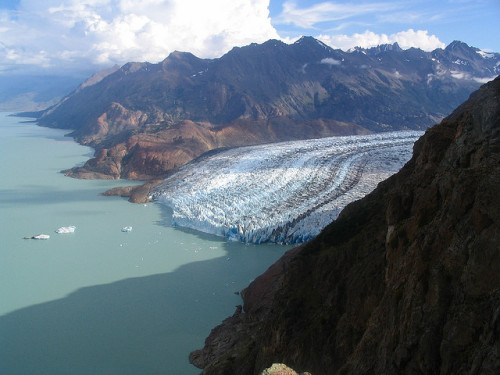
(0, 252, 250, 375)
(155, 204, 174, 228)
(0, 203, 289, 375)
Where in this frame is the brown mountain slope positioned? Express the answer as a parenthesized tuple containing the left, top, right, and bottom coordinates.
(62, 117, 366, 180)
(190, 77, 500, 374)
(37, 38, 499, 180)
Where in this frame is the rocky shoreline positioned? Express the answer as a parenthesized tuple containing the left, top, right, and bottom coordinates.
(99, 180, 163, 203)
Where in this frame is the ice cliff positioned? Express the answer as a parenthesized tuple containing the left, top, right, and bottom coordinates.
(153, 131, 423, 243)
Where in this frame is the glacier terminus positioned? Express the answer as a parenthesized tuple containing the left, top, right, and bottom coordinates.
(153, 131, 423, 244)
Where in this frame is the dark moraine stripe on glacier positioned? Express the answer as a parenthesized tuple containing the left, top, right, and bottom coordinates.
(153, 131, 423, 244)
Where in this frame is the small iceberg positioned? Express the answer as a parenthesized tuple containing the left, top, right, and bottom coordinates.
(34, 234, 50, 240)
(55, 226, 76, 234)
(121, 226, 133, 232)
(24, 234, 50, 240)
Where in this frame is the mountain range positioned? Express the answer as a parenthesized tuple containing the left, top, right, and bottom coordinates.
(0, 74, 86, 112)
(190, 74, 500, 375)
(34, 37, 499, 180)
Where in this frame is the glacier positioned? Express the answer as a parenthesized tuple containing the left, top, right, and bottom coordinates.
(153, 131, 423, 244)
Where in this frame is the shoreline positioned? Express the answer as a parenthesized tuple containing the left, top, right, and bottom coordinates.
(99, 179, 163, 203)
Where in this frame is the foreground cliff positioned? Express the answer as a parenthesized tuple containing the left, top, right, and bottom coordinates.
(190, 77, 500, 374)
(36, 38, 499, 179)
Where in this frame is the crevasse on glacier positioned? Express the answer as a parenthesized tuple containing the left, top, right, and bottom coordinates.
(153, 131, 423, 244)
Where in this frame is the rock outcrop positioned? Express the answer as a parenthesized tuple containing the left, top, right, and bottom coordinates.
(190, 77, 500, 374)
(100, 179, 162, 203)
(61, 118, 365, 180)
(37, 38, 499, 179)
(260, 363, 311, 375)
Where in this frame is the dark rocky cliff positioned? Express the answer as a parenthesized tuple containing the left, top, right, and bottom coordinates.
(190, 77, 500, 374)
(36, 38, 499, 179)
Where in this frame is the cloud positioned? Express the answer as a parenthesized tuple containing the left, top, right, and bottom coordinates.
(393, 29, 445, 50)
(320, 57, 341, 65)
(473, 76, 495, 84)
(448, 70, 496, 84)
(0, 0, 279, 74)
(375, 9, 444, 24)
(318, 29, 445, 51)
(276, 1, 398, 29)
(274, 1, 452, 52)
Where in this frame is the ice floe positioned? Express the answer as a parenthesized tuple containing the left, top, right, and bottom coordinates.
(24, 234, 50, 240)
(153, 131, 423, 244)
(55, 226, 76, 234)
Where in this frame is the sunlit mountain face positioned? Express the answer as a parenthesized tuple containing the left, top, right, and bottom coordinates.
(33, 38, 498, 180)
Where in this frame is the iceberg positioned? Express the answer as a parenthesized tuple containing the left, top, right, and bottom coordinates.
(55, 226, 76, 234)
(31, 234, 50, 240)
(153, 131, 423, 244)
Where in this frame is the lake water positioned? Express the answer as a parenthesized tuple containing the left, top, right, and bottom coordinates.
(0, 113, 291, 374)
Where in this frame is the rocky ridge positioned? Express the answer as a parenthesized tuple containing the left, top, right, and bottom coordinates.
(189, 77, 500, 374)
(36, 38, 499, 180)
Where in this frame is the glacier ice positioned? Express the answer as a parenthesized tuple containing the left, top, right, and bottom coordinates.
(153, 131, 423, 244)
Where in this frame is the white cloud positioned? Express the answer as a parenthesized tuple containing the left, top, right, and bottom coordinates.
(274, 1, 452, 52)
(473, 76, 495, 84)
(276, 1, 399, 29)
(320, 57, 341, 65)
(318, 29, 445, 51)
(449, 70, 496, 83)
(0, 0, 279, 74)
(392, 29, 445, 50)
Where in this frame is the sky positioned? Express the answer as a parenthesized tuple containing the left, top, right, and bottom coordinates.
(0, 0, 499, 76)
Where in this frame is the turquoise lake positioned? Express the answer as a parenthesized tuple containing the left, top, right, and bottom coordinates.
(0, 113, 291, 374)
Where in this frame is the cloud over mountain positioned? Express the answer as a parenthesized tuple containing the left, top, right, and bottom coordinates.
(0, 0, 279, 74)
(1, 0, 497, 77)
(318, 29, 445, 51)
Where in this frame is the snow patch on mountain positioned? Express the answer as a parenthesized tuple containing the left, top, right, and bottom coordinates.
(477, 50, 495, 59)
(153, 131, 423, 244)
